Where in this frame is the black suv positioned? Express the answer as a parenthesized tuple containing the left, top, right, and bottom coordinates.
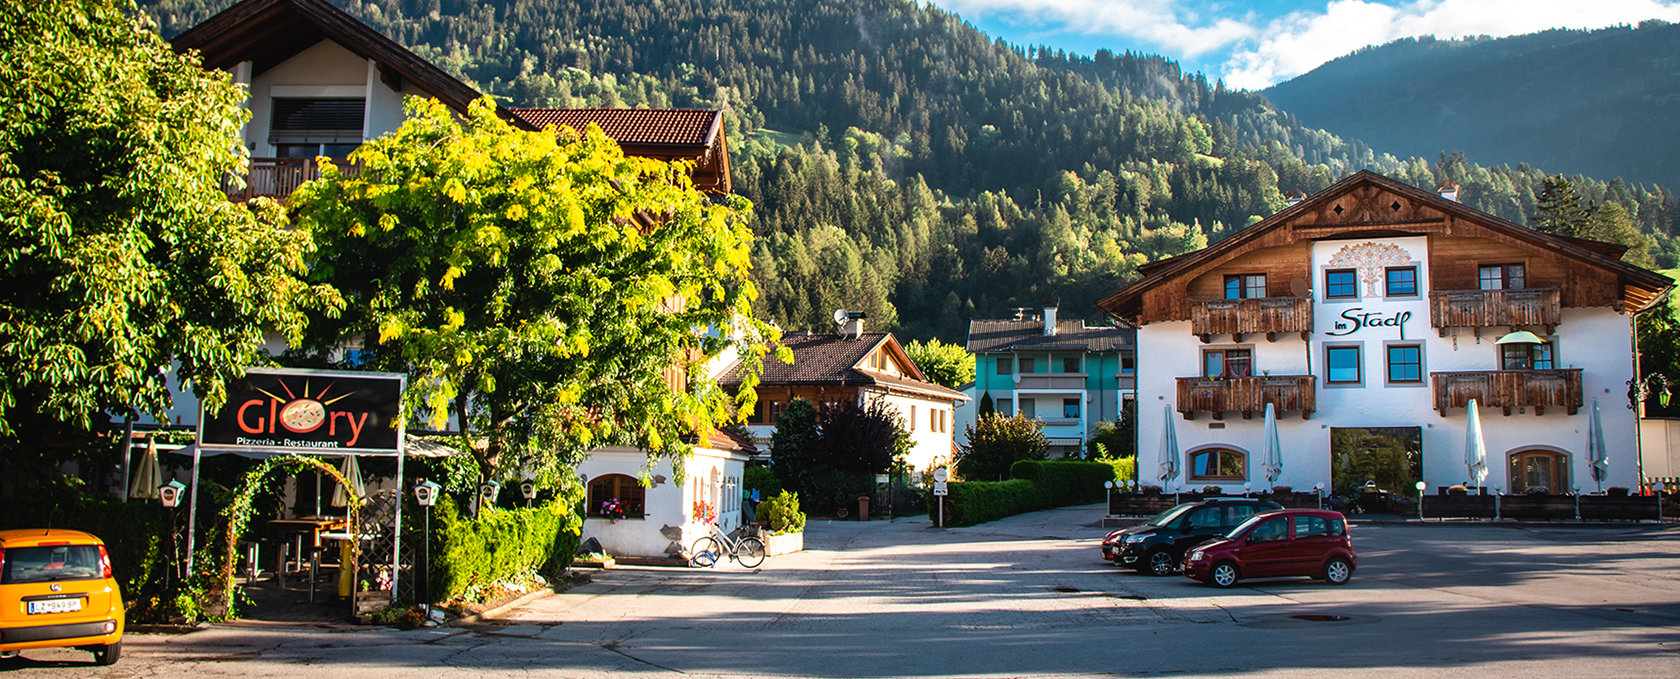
(1101, 498, 1283, 575)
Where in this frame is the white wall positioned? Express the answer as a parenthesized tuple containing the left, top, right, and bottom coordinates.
(242, 41, 420, 156)
(1136, 235, 1642, 494)
(868, 389, 958, 474)
(577, 446, 746, 559)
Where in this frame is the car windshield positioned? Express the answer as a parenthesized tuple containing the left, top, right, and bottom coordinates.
(1226, 514, 1269, 538)
(1144, 503, 1197, 527)
(1, 544, 103, 584)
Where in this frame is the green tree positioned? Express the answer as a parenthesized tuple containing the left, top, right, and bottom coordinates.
(1636, 295, 1680, 417)
(904, 339, 975, 389)
(290, 97, 779, 480)
(956, 413, 1047, 481)
(770, 398, 820, 494)
(1532, 176, 1590, 238)
(816, 399, 910, 475)
(1086, 398, 1137, 459)
(0, 0, 338, 453)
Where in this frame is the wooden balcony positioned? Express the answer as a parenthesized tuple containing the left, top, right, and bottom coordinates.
(1191, 296, 1313, 343)
(1429, 288, 1561, 336)
(1176, 375, 1316, 420)
(1431, 369, 1583, 416)
(224, 157, 358, 202)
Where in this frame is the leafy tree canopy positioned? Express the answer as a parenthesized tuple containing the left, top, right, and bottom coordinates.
(956, 412, 1047, 481)
(0, 0, 338, 447)
(815, 398, 910, 476)
(904, 339, 975, 389)
(290, 97, 779, 479)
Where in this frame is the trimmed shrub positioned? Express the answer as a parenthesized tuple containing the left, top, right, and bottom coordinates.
(929, 479, 1042, 527)
(424, 490, 582, 603)
(744, 464, 782, 499)
(1009, 460, 1115, 506)
(758, 490, 806, 534)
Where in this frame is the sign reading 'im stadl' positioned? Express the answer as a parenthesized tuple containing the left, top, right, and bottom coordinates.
(198, 367, 406, 456)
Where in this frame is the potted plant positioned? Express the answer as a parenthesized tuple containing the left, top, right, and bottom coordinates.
(758, 490, 806, 556)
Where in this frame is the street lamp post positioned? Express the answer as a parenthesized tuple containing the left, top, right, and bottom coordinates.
(413, 481, 441, 618)
(1573, 485, 1582, 521)
(1415, 481, 1427, 521)
(1103, 480, 1114, 515)
(1314, 482, 1324, 510)
(1494, 486, 1502, 521)
(1657, 482, 1667, 523)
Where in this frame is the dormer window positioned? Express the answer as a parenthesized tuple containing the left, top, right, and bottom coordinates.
(270, 97, 364, 157)
(1224, 274, 1266, 299)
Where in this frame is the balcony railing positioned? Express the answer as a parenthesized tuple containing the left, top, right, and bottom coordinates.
(1015, 373, 1087, 391)
(1191, 296, 1313, 343)
(1430, 369, 1583, 416)
(1429, 288, 1561, 336)
(1175, 375, 1316, 420)
(224, 157, 359, 202)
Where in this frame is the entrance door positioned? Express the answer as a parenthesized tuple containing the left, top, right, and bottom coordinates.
(1330, 427, 1422, 497)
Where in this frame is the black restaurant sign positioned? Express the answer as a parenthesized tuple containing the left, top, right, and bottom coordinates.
(199, 368, 406, 455)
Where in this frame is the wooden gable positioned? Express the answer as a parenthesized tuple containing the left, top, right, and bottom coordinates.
(1100, 170, 1672, 324)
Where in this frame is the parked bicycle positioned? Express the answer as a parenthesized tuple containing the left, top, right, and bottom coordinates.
(689, 523, 766, 568)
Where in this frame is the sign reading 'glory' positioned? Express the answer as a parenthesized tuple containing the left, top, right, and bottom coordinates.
(199, 367, 406, 455)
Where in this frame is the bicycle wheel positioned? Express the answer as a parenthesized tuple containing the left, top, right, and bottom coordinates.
(689, 536, 721, 568)
(736, 536, 766, 568)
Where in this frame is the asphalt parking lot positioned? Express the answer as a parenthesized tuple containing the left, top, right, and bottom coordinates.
(11, 504, 1680, 678)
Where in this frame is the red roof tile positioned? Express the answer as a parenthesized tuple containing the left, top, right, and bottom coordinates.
(508, 108, 721, 148)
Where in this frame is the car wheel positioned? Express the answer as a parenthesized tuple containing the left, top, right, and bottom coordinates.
(1323, 557, 1353, 585)
(94, 642, 121, 666)
(1209, 561, 1240, 588)
(1145, 549, 1177, 576)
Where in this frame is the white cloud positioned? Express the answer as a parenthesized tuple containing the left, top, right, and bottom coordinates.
(935, 0, 1258, 57)
(1221, 0, 1680, 89)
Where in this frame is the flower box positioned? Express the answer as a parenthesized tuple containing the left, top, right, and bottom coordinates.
(764, 531, 803, 556)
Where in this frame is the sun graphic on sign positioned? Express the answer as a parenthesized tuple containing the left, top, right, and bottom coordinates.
(254, 380, 355, 434)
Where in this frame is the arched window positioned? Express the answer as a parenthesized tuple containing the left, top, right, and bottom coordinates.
(587, 474, 645, 519)
(1188, 448, 1247, 481)
(1510, 450, 1569, 494)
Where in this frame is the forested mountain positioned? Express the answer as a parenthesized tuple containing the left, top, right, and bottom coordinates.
(1263, 21, 1680, 193)
(141, 0, 1680, 342)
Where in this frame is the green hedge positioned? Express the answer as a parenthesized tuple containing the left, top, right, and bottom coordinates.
(0, 486, 174, 601)
(423, 492, 582, 603)
(1009, 460, 1114, 506)
(930, 461, 1118, 527)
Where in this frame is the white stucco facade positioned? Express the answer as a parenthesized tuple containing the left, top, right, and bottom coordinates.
(1136, 235, 1645, 495)
(577, 445, 748, 559)
(238, 40, 427, 157)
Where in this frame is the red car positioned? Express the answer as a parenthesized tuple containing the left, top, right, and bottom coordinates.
(1182, 509, 1356, 588)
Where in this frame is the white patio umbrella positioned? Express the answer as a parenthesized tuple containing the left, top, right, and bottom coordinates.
(1261, 402, 1284, 489)
(330, 454, 365, 508)
(128, 437, 162, 500)
(1587, 398, 1609, 493)
(1158, 404, 1181, 498)
(1465, 398, 1488, 489)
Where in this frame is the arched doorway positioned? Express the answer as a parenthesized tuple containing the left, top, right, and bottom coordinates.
(1509, 449, 1569, 494)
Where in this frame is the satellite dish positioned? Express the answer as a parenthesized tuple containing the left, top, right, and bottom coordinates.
(834, 309, 849, 325)
(1289, 277, 1309, 297)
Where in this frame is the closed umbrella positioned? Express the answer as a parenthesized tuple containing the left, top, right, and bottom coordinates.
(1159, 404, 1181, 499)
(331, 454, 364, 508)
(1588, 398, 1609, 493)
(1465, 398, 1488, 489)
(1261, 402, 1284, 489)
(128, 437, 162, 500)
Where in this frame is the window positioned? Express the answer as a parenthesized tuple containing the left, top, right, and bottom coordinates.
(1120, 351, 1136, 375)
(1225, 504, 1261, 525)
(1020, 357, 1036, 373)
(1062, 357, 1080, 373)
(1502, 342, 1555, 370)
(1202, 348, 1252, 378)
(1295, 515, 1331, 538)
(1386, 344, 1423, 383)
(0, 545, 105, 584)
(769, 401, 785, 423)
(909, 405, 917, 430)
(1063, 398, 1080, 419)
(1249, 517, 1289, 543)
(747, 400, 768, 425)
(1324, 269, 1357, 299)
(1479, 263, 1526, 290)
(1020, 399, 1036, 419)
(1510, 450, 1569, 493)
(997, 398, 1012, 415)
(270, 98, 364, 154)
(586, 474, 646, 519)
(1385, 267, 1418, 296)
(1224, 274, 1267, 299)
(1184, 507, 1221, 530)
(996, 358, 1012, 375)
(1325, 345, 1362, 385)
(1189, 449, 1246, 481)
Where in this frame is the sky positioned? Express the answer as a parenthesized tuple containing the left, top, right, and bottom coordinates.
(930, 0, 1680, 90)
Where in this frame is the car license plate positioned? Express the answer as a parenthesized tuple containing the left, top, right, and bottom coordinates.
(27, 598, 82, 614)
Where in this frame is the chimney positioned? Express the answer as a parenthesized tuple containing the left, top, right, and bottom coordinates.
(1285, 190, 1307, 207)
(1043, 303, 1058, 336)
(1437, 181, 1460, 202)
(843, 311, 866, 339)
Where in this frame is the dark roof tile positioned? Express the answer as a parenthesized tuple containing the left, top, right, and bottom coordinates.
(966, 320, 1133, 353)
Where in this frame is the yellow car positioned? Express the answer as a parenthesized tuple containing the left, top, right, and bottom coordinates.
(0, 529, 124, 665)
